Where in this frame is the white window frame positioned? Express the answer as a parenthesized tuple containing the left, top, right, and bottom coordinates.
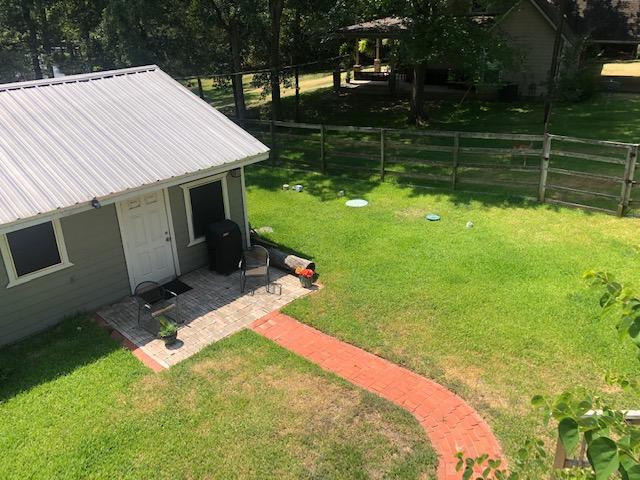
(0, 218, 73, 288)
(181, 173, 230, 247)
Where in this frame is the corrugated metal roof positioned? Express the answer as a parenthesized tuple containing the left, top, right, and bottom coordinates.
(0, 65, 269, 226)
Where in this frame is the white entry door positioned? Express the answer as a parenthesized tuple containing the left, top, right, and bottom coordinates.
(118, 191, 176, 290)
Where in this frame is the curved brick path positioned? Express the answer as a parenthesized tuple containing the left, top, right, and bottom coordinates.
(251, 312, 504, 480)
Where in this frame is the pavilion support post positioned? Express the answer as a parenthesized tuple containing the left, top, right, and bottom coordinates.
(354, 38, 361, 74)
(374, 38, 381, 73)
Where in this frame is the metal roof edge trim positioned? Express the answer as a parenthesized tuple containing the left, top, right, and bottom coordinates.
(0, 151, 269, 234)
(0, 65, 159, 92)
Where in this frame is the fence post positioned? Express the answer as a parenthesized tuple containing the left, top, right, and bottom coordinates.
(451, 132, 460, 190)
(538, 133, 552, 203)
(197, 76, 204, 99)
(380, 129, 386, 181)
(270, 121, 277, 166)
(320, 124, 326, 174)
(618, 145, 638, 216)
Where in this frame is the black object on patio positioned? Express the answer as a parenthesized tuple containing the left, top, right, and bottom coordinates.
(134, 281, 182, 333)
(162, 279, 192, 297)
(205, 219, 243, 275)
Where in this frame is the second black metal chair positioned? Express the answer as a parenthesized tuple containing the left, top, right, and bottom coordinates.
(239, 245, 270, 293)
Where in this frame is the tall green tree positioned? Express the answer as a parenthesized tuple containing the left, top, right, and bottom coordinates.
(192, 0, 264, 119)
(0, 22, 31, 82)
(397, 0, 514, 123)
(267, 0, 284, 120)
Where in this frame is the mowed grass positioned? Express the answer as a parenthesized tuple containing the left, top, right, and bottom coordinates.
(245, 166, 640, 461)
(0, 316, 436, 479)
(183, 69, 345, 115)
(269, 87, 640, 144)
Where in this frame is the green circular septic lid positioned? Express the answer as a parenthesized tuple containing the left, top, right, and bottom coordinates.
(426, 213, 441, 221)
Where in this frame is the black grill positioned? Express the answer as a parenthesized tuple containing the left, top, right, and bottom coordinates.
(205, 220, 243, 275)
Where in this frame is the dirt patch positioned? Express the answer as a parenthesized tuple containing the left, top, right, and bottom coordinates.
(395, 207, 427, 219)
(120, 374, 170, 416)
(260, 368, 427, 478)
(190, 355, 250, 378)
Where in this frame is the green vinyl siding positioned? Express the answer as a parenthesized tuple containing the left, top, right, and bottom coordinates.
(0, 205, 130, 346)
(0, 168, 250, 346)
(168, 169, 249, 274)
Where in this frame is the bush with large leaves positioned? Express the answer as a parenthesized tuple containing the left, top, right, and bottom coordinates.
(458, 271, 640, 480)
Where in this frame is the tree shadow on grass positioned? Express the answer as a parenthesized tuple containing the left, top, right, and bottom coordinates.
(0, 315, 121, 402)
(245, 164, 602, 216)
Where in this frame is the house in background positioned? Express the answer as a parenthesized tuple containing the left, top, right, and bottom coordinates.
(0, 66, 269, 346)
(338, 0, 577, 98)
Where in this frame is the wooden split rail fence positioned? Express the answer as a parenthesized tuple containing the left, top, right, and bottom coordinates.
(240, 119, 639, 217)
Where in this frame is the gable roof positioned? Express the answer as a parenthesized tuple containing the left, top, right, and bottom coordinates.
(0, 65, 269, 227)
(337, 16, 410, 38)
(337, 14, 495, 39)
(520, 0, 578, 44)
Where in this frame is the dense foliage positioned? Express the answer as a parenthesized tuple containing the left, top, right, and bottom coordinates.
(458, 271, 640, 479)
(0, 0, 384, 82)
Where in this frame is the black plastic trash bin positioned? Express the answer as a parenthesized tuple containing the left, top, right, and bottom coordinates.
(205, 220, 243, 275)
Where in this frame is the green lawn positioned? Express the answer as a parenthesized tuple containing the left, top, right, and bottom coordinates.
(244, 84, 640, 144)
(220, 83, 639, 214)
(0, 316, 436, 479)
(184, 69, 344, 116)
(245, 166, 640, 466)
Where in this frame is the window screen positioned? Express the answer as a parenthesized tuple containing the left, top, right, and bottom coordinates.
(189, 181, 225, 239)
(6, 222, 62, 277)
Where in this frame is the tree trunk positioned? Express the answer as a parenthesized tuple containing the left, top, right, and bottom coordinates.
(410, 63, 427, 124)
(268, 0, 283, 120)
(543, 0, 568, 130)
(21, 0, 42, 79)
(37, 1, 54, 78)
(229, 23, 246, 120)
(293, 4, 301, 122)
(294, 66, 300, 122)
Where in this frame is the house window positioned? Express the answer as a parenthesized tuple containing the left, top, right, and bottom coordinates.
(182, 175, 230, 246)
(0, 219, 73, 288)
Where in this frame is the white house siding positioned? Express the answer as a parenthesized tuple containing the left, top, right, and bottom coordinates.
(500, 0, 558, 97)
(0, 205, 130, 346)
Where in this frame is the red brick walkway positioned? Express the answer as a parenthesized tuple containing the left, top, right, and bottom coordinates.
(250, 312, 504, 480)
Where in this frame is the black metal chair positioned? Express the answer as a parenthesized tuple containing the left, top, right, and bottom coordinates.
(134, 281, 181, 334)
(239, 245, 270, 293)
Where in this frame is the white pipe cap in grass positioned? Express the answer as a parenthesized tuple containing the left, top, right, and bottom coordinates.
(345, 199, 368, 207)
(426, 213, 440, 221)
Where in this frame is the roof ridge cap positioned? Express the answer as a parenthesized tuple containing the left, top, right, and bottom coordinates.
(0, 65, 159, 93)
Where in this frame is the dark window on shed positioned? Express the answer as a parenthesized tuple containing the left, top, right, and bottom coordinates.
(6, 221, 62, 277)
(189, 181, 226, 239)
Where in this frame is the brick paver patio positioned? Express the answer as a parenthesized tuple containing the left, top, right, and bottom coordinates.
(97, 267, 314, 367)
(251, 312, 505, 480)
